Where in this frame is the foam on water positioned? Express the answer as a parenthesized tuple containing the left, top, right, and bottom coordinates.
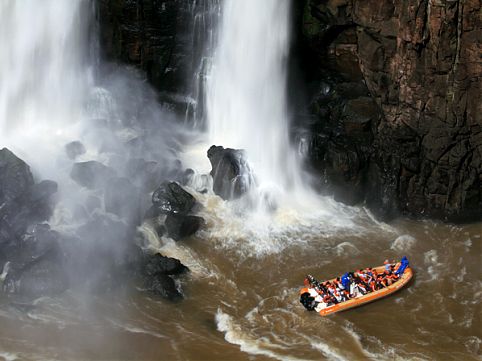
(391, 234, 417, 252)
(0, 352, 19, 361)
(215, 309, 307, 361)
(138, 223, 214, 279)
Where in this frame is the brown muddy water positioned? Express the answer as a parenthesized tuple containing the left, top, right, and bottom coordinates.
(0, 204, 480, 361)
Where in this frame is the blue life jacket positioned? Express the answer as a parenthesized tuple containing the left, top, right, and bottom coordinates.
(395, 256, 409, 276)
(341, 272, 351, 290)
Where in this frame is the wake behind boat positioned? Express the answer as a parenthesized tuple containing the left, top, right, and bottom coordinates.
(300, 257, 412, 316)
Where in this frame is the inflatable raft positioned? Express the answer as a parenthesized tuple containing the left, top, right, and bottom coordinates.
(300, 264, 413, 316)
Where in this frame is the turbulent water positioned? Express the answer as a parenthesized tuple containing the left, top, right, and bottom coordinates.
(0, 1, 480, 361)
(0, 218, 480, 361)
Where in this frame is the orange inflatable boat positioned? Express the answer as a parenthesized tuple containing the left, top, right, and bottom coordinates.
(300, 265, 413, 316)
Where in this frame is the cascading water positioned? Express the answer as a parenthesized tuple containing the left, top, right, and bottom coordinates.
(178, 0, 365, 255)
(183, 0, 337, 215)
(0, 0, 91, 178)
(206, 0, 298, 192)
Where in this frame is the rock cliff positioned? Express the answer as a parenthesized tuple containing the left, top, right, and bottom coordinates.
(301, 0, 481, 220)
(97, 0, 219, 120)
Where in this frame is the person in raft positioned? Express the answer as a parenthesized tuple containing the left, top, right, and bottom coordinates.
(300, 257, 409, 311)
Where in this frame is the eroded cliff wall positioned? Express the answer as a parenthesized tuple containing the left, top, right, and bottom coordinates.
(302, 0, 481, 220)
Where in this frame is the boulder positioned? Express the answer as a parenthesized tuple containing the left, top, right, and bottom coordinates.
(143, 253, 188, 276)
(2, 225, 68, 297)
(151, 182, 196, 216)
(0, 149, 57, 237)
(0, 148, 34, 204)
(165, 214, 203, 241)
(140, 253, 187, 301)
(207, 145, 254, 200)
(145, 273, 183, 301)
(70, 161, 116, 190)
(65, 141, 86, 160)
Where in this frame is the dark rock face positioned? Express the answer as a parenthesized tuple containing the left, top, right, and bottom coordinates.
(70, 161, 117, 190)
(146, 182, 203, 242)
(151, 181, 196, 215)
(165, 213, 203, 241)
(143, 253, 188, 276)
(0, 148, 191, 302)
(141, 253, 187, 301)
(145, 273, 182, 301)
(97, 0, 219, 120)
(0, 148, 34, 203)
(301, 0, 482, 220)
(207, 145, 254, 200)
(0, 149, 57, 240)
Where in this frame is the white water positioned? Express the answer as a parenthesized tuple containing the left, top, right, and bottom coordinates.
(0, 0, 91, 178)
(182, 0, 343, 221)
(206, 0, 298, 192)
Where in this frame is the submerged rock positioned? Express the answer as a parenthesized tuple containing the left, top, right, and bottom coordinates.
(207, 145, 254, 200)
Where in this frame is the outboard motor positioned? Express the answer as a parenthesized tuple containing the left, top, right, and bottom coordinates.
(300, 292, 317, 311)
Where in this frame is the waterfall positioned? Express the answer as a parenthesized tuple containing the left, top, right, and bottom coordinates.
(207, 0, 294, 187)
(0, 0, 92, 177)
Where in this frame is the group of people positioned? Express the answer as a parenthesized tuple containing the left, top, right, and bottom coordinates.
(300, 257, 409, 312)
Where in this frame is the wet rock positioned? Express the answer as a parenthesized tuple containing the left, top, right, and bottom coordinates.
(165, 214, 203, 241)
(97, 0, 216, 100)
(2, 225, 68, 297)
(70, 161, 116, 190)
(143, 253, 188, 276)
(145, 273, 182, 301)
(24, 180, 58, 222)
(207, 145, 254, 200)
(65, 141, 86, 160)
(140, 253, 186, 301)
(151, 182, 196, 216)
(0, 147, 34, 204)
(301, 0, 482, 220)
(0, 149, 57, 237)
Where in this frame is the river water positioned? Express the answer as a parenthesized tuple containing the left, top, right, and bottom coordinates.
(0, 211, 480, 360)
(0, 0, 480, 360)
